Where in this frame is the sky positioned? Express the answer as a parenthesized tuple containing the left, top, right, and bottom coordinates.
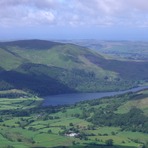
(1, 0, 148, 40)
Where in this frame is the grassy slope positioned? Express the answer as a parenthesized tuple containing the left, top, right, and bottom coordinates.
(0, 48, 24, 70)
(6, 43, 115, 76)
(3, 40, 148, 81)
(0, 39, 148, 95)
(116, 90, 148, 115)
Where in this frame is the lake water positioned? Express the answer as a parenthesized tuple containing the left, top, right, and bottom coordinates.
(42, 86, 148, 106)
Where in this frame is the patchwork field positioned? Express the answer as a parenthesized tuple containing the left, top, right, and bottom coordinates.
(0, 89, 147, 148)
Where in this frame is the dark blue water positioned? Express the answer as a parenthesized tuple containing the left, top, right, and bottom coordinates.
(43, 86, 148, 106)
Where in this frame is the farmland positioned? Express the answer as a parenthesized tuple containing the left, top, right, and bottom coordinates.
(0, 89, 147, 148)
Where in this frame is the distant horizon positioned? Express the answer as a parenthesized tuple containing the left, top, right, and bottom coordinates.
(1, 38, 148, 42)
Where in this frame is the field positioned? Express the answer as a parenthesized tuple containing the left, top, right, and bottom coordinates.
(0, 90, 148, 148)
(0, 89, 42, 110)
(0, 123, 147, 148)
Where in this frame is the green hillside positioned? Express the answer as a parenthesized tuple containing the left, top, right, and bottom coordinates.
(0, 48, 24, 70)
(0, 39, 148, 95)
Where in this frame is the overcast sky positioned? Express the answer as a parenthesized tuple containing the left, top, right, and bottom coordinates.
(1, 0, 148, 40)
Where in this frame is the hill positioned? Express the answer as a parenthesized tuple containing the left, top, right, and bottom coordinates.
(0, 39, 148, 95)
(0, 39, 63, 50)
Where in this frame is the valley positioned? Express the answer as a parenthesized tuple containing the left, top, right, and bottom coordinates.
(1, 0, 148, 148)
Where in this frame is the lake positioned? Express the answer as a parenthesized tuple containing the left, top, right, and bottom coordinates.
(42, 86, 148, 106)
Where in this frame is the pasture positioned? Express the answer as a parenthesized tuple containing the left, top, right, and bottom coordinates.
(0, 90, 147, 147)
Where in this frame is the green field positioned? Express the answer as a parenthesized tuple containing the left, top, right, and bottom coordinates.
(0, 89, 42, 110)
(0, 48, 24, 70)
(0, 89, 147, 148)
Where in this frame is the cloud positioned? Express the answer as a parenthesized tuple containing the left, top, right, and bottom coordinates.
(127, 0, 148, 12)
(0, 0, 57, 26)
(0, 0, 56, 8)
(23, 11, 55, 25)
(74, 0, 124, 15)
(0, 0, 148, 28)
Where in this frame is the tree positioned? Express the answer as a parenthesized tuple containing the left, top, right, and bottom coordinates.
(105, 139, 113, 146)
(17, 138, 22, 142)
(72, 141, 76, 145)
(69, 123, 73, 126)
(48, 129, 52, 134)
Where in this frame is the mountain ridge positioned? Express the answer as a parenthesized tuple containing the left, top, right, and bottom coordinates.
(0, 39, 65, 50)
(0, 39, 147, 95)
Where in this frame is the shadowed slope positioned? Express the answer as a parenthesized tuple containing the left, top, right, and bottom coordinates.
(0, 39, 147, 95)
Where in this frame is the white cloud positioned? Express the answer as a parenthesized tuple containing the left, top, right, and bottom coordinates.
(0, 0, 148, 27)
(127, 0, 148, 12)
(0, 0, 56, 26)
(23, 10, 55, 25)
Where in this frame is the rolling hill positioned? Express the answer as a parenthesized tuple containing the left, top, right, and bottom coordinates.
(0, 39, 148, 95)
